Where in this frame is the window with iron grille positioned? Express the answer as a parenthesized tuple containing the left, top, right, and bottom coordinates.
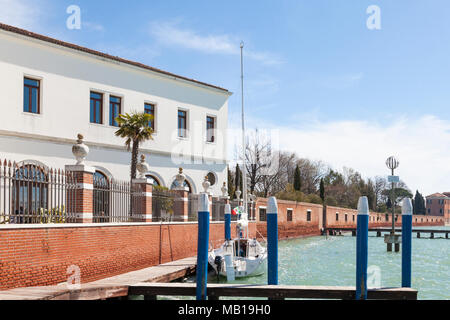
(259, 208, 267, 221)
(307, 210, 311, 222)
(287, 209, 293, 222)
(90, 92, 103, 124)
(23, 78, 40, 114)
(110, 96, 121, 127)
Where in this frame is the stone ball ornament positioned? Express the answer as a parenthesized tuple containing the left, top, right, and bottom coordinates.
(202, 175, 211, 193)
(136, 154, 150, 178)
(72, 133, 89, 165)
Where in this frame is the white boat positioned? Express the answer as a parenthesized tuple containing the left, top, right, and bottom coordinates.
(208, 211, 267, 279)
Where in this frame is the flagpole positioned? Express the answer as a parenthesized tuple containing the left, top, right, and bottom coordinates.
(240, 41, 248, 216)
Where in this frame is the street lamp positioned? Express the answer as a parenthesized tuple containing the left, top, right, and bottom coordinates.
(385, 156, 401, 252)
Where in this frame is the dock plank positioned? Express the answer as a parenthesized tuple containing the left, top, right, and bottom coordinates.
(0, 256, 197, 300)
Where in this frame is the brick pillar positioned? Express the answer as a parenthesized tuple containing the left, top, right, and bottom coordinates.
(65, 165, 95, 223)
(173, 189, 189, 222)
(132, 178, 153, 222)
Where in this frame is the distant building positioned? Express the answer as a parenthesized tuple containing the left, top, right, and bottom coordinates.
(425, 193, 450, 224)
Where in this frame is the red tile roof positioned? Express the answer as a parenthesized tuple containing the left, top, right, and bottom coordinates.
(427, 193, 449, 198)
(0, 22, 229, 93)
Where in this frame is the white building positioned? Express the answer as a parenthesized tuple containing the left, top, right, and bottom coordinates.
(0, 23, 231, 195)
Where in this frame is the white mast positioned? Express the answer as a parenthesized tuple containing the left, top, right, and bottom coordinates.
(240, 41, 248, 215)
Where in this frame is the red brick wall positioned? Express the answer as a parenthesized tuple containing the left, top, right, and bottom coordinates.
(0, 222, 256, 290)
(255, 199, 323, 239)
(253, 199, 445, 240)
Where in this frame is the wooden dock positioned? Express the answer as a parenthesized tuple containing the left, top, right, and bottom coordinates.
(326, 227, 449, 239)
(0, 256, 196, 300)
(129, 283, 418, 300)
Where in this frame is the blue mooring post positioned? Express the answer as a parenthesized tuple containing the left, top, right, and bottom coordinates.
(267, 197, 278, 285)
(196, 193, 210, 300)
(225, 203, 231, 240)
(356, 196, 369, 300)
(402, 198, 413, 288)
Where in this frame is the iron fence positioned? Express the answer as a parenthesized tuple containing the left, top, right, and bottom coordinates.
(0, 160, 77, 224)
(93, 176, 144, 223)
(152, 188, 177, 222)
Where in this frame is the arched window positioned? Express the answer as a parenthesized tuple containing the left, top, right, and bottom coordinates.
(170, 179, 192, 193)
(93, 171, 110, 223)
(145, 174, 161, 187)
(13, 163, 48, 224)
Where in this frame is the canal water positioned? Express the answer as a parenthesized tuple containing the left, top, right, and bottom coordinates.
(144, 226, 449, 300)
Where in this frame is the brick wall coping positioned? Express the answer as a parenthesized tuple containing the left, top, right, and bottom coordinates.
(256, 198, 323, 208)
(0, 220, 255, 230)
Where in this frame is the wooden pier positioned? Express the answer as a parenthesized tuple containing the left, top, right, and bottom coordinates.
(129, 283, 418, 300)
(326, 227, 449, 239)
(0, 256, 196, 300)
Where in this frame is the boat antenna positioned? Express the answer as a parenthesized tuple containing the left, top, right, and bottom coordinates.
(240, 41, 248, 215)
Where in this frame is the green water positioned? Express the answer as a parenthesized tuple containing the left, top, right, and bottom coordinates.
(139, 226, 449, 300)
(209, 226, 449, 300)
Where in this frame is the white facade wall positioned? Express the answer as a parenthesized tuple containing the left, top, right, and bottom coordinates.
(0, 29, 230, 195)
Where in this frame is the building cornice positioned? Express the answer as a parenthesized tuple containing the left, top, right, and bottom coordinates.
(0, 130, 228, 164)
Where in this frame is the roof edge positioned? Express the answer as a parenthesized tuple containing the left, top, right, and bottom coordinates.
(0, 22, 230, 94)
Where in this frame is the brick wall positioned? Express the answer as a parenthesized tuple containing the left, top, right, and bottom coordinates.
(254, 199, 445, 240)
(0, 222, 256, 290)
(254, 199, 323, 239)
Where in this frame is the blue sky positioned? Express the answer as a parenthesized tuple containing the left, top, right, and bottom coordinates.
(1, 0, 450, 195)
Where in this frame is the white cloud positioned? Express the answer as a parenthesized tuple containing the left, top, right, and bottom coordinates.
(0, 0, 41, 29)
(229, 114, 450, 197)
(150, 21, 284, 66)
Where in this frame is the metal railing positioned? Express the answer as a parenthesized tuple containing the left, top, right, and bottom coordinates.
(93, 176, 143, 223)
(152, 188, 176, 222)
(0, 160, 77, 224)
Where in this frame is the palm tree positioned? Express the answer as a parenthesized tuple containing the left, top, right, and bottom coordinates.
(115, 112, 154, 181)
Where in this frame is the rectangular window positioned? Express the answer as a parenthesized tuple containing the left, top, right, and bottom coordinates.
(336, 213, 339, 221)
(178, 110, 187, 138)
(259, 208, 267, 222)
(307, 210, 311, 222)
(386, 214, 389, 221)
(144, 103, 155, 130)
(206, 116, 215, 142)
(90, 92, 103, 124)
(23, 77, 40, 114)
(287, 209, 293, 222)
(345, 214, 348, 222)
(110, 96, 121, 127)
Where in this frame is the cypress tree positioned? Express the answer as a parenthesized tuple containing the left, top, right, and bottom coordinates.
(294, 165, 302, 191)
(319, 178, 325, 202)
(227, 166, 235, 198)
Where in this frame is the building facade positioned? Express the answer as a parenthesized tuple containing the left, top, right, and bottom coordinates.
(426, 192, 450, 224)
(0, 23, 231, 195)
